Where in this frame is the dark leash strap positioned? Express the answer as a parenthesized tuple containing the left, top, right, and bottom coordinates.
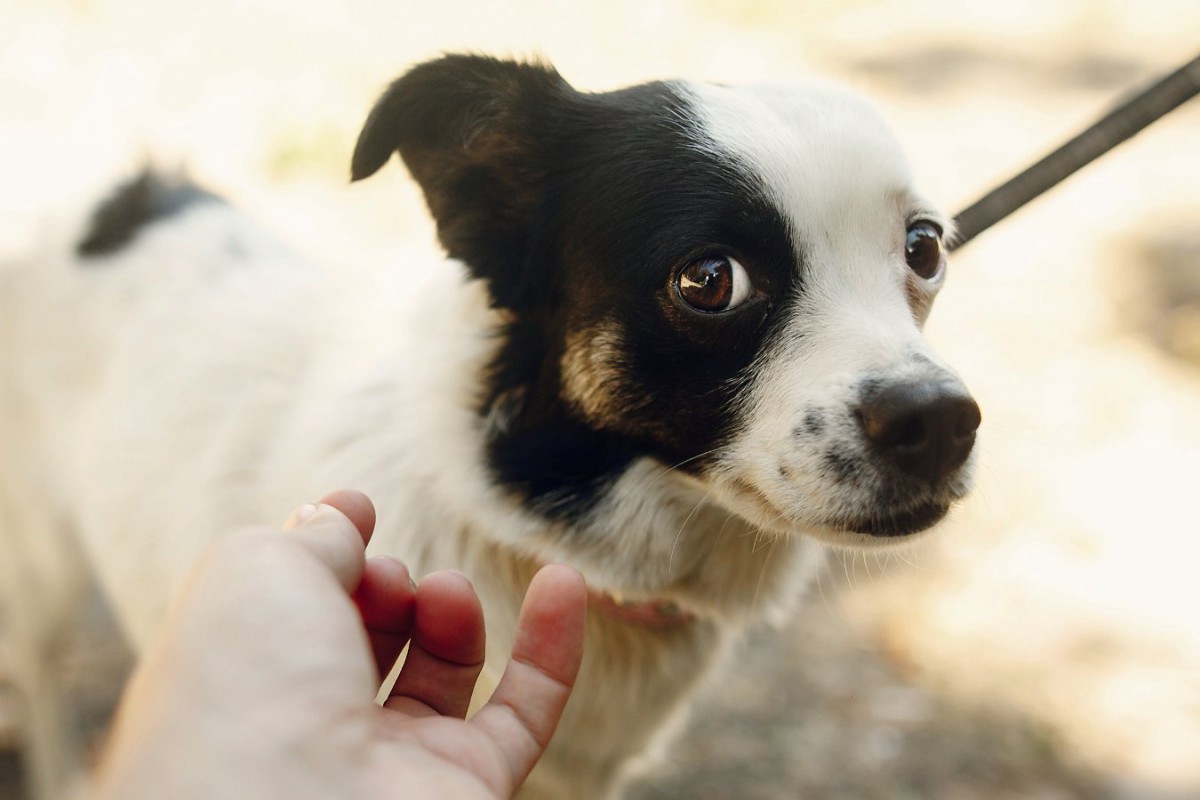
(950, 51, 1200, 250)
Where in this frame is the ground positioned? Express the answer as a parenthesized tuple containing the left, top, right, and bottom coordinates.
(2, 1, 1199, 798)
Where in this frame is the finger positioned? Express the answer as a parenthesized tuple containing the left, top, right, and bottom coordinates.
(470, 564, 587, 789)
(281, 503, 366, 592)
(383, 570, 486, 719)
(352, 555, 416, 678)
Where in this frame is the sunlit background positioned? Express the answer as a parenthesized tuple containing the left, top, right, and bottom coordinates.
(2, 1, 1198, 798)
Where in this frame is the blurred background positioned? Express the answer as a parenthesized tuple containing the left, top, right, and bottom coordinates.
(1, 1, 1198, 798)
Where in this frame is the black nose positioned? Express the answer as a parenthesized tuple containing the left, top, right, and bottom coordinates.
(857, 381, 981, 483)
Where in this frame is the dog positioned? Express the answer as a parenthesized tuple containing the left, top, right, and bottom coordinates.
(1, 54, 979, 799)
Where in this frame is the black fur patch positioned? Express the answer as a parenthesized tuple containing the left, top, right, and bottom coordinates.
(354, 56, 800, 522)
(77, 170, 220, 258)
(798, 409, 825, 437)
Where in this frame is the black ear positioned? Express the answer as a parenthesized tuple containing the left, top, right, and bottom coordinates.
(352, 54, 571, 307)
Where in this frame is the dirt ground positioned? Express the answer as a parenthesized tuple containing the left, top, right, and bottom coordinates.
(2, 1, 1199, 798)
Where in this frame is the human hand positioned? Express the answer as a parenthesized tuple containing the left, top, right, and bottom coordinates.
(91, 490, 587, 800)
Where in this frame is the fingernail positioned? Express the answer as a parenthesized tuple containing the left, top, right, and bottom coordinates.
(283, 503, 319, 529)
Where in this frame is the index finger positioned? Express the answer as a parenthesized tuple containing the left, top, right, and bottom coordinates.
(469, 564, 587, 790)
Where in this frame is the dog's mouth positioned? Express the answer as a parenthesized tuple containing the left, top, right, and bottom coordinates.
(827, 500, 950, 538)
(723, 476, 957, 539)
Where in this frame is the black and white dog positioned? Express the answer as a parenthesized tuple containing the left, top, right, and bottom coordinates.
(2, 55, 979, 798)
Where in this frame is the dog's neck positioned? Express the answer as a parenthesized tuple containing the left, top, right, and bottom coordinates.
(487, 458, 826, 625)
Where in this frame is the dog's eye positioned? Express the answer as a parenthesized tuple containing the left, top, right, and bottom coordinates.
(676, 255, 752, 313)
(905, 222, 943, 280)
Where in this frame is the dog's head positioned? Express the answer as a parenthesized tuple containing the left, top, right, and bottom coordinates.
(353, 55, 979, 550)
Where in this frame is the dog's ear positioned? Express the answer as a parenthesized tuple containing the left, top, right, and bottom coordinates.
(352, 55, 570, 307)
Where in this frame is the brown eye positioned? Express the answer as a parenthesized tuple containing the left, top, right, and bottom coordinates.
(905, 222, 943, 280)
(676, 255, 752, 313)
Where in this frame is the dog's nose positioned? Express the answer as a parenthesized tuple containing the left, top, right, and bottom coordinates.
(857, 381, 981, 483)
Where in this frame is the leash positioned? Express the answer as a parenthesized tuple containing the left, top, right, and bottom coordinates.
(950, 51, 1200, 250)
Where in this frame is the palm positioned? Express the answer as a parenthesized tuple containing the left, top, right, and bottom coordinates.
(336, 488, 583, 800)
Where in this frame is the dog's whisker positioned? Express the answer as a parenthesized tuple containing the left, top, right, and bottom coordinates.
(643, 447, 725, 490)
(715, 510, 737, 541)
(748, 535, 780, 618)
(747, 527, 762, 552)
(668, 490, 712, 575)
(815, 564, 833, 615)
(895, 548, 922, 571)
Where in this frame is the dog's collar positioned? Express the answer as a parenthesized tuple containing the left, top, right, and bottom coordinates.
(586, 586, 696, 628)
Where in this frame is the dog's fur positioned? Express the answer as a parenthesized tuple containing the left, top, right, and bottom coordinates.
(1, 55, 978, 799)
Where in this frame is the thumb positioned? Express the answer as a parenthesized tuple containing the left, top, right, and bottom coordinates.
(282, 503, 367, 592)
